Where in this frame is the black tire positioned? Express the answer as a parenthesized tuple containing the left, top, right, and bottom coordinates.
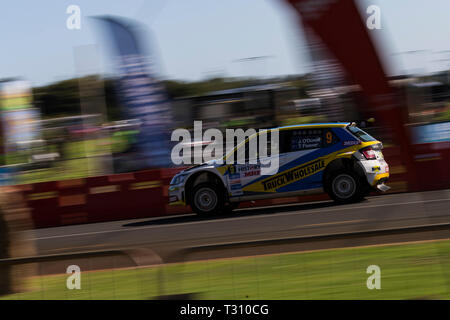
(325, 170, 365, 204)
(190, 183, 225, 216)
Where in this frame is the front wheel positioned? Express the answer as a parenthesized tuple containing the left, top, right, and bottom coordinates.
(326, 170, 365, 204)
(190, 183, 224, 216)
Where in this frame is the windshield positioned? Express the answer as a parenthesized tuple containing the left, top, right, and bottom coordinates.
(224, 130, 277, 163)
(223, 134, 256, 163)
(347, 126, 376, 142)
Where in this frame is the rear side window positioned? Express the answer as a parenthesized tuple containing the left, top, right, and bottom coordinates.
(347, 126, 376, 142)
(284, 128, 339, 152)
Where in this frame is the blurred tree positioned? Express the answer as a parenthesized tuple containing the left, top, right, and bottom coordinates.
(32, 75, 310, 120)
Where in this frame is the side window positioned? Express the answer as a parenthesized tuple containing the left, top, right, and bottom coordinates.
(278, 130, 290, 154)
(287, 128, 339, 152)
(289, 129, 323, 152)
(237, 128, 340, 161)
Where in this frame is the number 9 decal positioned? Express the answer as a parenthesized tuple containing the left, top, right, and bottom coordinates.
(326, 131, 332, 144)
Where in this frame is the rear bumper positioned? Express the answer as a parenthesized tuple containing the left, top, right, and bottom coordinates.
(357, 159, 390, 190)
(372, 172, 389, 187)
(376, 182, 391, 192)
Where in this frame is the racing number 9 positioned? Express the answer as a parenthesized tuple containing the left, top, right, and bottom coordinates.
(326, 131, 332, 144)
(323, 129, 338, 147)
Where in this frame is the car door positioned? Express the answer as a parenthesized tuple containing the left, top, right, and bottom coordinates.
(226, 130, 281, 198)
(244, 127, 340, 195)
(267, 128, 325, 193)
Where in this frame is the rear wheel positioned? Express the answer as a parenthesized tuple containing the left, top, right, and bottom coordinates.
(190, 183, 224, 216)
(326, 170, 365, 204)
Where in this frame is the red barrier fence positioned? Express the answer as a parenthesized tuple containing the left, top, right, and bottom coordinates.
(17, 144, 449, 229)
(19, 169, 167, 228)
(412, 142, 450, 191)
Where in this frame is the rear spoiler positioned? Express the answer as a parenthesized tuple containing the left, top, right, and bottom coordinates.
(349, 118, 375, 128)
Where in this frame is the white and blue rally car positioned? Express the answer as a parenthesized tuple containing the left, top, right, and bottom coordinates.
(169, 123, 389, 215)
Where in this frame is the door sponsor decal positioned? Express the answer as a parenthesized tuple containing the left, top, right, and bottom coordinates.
(243, 158, 326, 193)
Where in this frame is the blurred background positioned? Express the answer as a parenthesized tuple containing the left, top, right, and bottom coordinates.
(0, 0, 448, 184)
(1, 0, 450, 300)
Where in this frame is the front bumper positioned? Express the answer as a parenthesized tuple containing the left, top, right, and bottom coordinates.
(168, 185, 186, 206)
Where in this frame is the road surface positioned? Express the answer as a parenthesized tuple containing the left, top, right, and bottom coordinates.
(26, 189, 450, 256)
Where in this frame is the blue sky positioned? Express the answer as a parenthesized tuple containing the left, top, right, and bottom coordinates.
(1, 0, 450, 87)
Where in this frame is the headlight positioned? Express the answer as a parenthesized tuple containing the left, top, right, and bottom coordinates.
(170, 174, 187, 185)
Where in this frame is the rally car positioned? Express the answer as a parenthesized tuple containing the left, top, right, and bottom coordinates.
(169, 123, 389, 215)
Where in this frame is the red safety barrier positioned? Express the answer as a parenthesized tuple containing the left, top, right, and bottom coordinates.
(22, 181, 60, 228)
(412, 142, 450, 191)
(57, 178, 88, 226)
(126, 169, 165, 218)
(87, 174, 129, 223)
(23, 169, 168, 228)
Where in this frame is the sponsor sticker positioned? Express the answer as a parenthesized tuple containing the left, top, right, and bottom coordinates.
(230, 183, 243, 196)
(230, 183, 242, 190)
(343, 140, 361, 146)
(261, 159, 325, 192)
(243, 170, 260, 177)
(237, 164, 261, 172)
(291, 135, 322, 150)
(228, 172, 243, 196)
(229, 173, 240, 180)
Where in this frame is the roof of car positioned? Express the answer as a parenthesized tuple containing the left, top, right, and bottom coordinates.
(273, 122, 350, 131)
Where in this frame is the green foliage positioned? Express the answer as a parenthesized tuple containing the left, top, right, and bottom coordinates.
(32, 75, 122, 120)
(163, 77, 258, 98)
(32, 75, 310, 120)
(433, 105, 450, 122)
(33, 78, 81, 117)
(280, 115, 328, 126)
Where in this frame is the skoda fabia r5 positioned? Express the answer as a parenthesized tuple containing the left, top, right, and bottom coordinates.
(169, 123, 389, 215)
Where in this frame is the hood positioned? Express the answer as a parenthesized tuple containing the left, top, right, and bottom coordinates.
(181, 159, 220, 173)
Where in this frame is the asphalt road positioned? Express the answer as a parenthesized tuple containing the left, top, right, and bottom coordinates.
(25, 189, 450, 258)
